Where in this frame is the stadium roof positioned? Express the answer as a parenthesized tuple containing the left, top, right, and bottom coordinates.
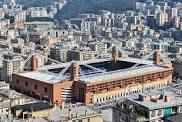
(17, 57, 169, 84)
(80, 65, 166, 83)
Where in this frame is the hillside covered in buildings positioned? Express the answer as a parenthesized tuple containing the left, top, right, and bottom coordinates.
(15, 0, 135, 20)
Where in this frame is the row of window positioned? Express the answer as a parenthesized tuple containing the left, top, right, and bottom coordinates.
(0, 108, 9, 113)
(87, 70, 172, 92)
(95, 83, 166, 103)
(16, 80, 47, 93)
(96, 90, 141, 103)
(72, 118, 90, 122)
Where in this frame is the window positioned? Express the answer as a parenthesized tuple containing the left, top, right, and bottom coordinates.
(88, 118, 90, 122)
(56, 32, 58, 37)
(44, 87, 47, 93)
(151, 110, 155, 117)
(25, 82, 28, 87)
(158, 109, 162, 116)
(79, 88, 85, 101)
(34, 85, 37, 90)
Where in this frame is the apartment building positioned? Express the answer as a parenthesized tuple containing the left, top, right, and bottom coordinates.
(1, 55, 24, 82)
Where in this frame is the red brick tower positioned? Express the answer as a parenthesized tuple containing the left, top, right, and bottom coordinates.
(153, 51, 160, 65)
(112, 46, 119, 62)
(31, 54, 37, 71)
(70, 62, 80, 81)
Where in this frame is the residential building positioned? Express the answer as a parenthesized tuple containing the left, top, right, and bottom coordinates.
(0, 95, 10, 119)
(68, 47, 95, 61)
(119, 90, 182, 122)
(50, 46, 69, 63)
(29, 7, 49, 18)
(14, 11, 26, 23)
(1, 54, 24, 82)
(0, 81, 10, 90)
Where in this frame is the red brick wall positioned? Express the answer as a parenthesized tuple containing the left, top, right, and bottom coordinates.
(11, 67, 173, 105)
(11, 74, 87, 105)
(53, 81, 73, 104)
(11, 74, 53, 102)
(85, 92, 93, 104)
(72, 81, 86, 103)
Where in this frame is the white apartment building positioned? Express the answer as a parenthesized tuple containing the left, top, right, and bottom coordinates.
(50, 46, 69, 62)
(0, 9, 5, 20)
(29, 7, 49, 18)
(14, 11, 26, 22)
(1, 56, 24, 82)
(156, 11, 168, 26)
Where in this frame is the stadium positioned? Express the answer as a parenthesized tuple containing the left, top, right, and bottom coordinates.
(11, 46, 173, 105)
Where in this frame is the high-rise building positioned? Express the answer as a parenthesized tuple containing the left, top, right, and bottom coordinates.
(127, 16, 138, 25)
(1, 55, 24, 82)
(135, 2, 146, 11)
(159, 1, 168, 12)
(14, 11, 26, 23)
(29, 7, 49, 18)
(146, 15, 156, 29)
(81, 21, 97, 32)
(172, 16, 179, 28)
(156, 11, 168, 26)
(0, 9, 5, 20)
(171, 7, 178, 18)
(68, 48, 95, 61)
(50, 46, 69, 63)
(87, 41, 108, 53)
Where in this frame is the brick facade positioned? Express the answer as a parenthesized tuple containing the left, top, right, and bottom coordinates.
(11, 67, 173, 105)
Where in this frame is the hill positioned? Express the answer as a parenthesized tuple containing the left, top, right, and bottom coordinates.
(56, 0, 136, 21)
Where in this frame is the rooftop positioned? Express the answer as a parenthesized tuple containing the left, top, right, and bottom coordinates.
(0, 95, 10, 109)
(47, 106, 100, 121)
(127, 91, 182, 110)
(0, 81, 9, 86)
(24, 21, 54, 24)
(173, 57, 182, 65)
(12, 102, 51, 112)
(0, 89, 23, 99)
(80, 65, 165, 83)
(164, 114, 182, 122)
